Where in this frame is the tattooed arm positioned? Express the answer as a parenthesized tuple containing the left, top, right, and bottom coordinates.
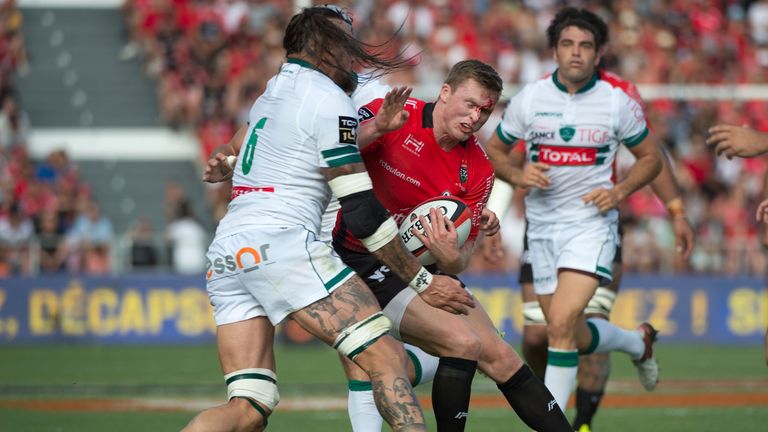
(323, 162, 475, 314)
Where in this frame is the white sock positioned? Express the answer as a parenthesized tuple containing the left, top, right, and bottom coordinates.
(405, 344, 438, 386)
(347, 381, 383, 432)
(544, 348, 578, 412)
(586, 318, 645, 360)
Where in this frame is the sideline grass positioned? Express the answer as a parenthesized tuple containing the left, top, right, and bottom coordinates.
(1, 344, 765, 431)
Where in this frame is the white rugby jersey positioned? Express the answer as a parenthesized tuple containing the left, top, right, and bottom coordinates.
(319, 77, 391, 242)
(216, 58, 361, 237)
(496, 70, 648, 224)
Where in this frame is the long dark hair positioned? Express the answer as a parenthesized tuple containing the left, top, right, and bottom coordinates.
(283, 6, 412, 92)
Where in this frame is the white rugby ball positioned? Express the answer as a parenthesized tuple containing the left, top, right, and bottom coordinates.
(398, 196, 472, 266)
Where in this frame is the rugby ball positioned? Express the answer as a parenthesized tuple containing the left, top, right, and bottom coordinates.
(399, 196, 472, 266)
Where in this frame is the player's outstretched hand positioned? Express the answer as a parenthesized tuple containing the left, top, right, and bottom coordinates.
(203, 153, 234, 183)
(518, 162, 550, 189)
(671, 216, 695, 260)
(374, 86, 412, 134)
(419, 274, 475, 315)
(582, 187, 620, 214)
(707, 124, 768, 159)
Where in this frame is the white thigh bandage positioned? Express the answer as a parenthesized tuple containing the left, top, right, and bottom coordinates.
(523, 301, 547, 326)
(225, 368, 280, 411)
(584, 287, 616, 318)
(334, 312, 392, 359)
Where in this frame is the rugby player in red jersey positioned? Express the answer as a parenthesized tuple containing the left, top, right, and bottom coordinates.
(333, 60, 571, 431)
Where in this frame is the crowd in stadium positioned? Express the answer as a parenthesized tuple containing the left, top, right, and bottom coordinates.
(3, 0, 768, 275)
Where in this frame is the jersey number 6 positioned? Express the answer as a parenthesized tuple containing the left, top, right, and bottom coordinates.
(242, 117, 268, 175)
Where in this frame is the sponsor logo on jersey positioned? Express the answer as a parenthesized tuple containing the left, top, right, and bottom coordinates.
(531, 144, 609, 166)
(368, 265, 390, 283)
(459, 160, 468, 183)
(403, 133, 424, 155)
(559, 126, 576, 142)
(535, 111, 563, 118)
(530, 130, 556, 141)
(338, 116, 358, 144)
(206, 244, 273, 279)
(358, 106, 374, 122)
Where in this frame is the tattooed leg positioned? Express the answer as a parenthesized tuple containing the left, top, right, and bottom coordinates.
(291, 275, 426, 431)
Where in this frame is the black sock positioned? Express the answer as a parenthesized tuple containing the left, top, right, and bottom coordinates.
(572, 387, 604, 429)
(432, 357, 477, 432)
(497, 364, 572, 431)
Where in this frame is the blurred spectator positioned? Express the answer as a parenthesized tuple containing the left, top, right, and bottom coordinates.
(164, 180, 187, 221)
(109, 0, 768, 275)
(166, 200, 207, 275)
(65, 201, 114, 274)
(36, 210, 65, 273)
(0, 202, 32, 273)
(0, 94, 30, 151)
(129, 216, 159, 269)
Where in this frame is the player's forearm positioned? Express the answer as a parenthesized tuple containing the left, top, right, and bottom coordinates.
(615, 150, 662, 202)
(649, 150, 682, 207)
(370, 239, 427, 284)
(357, 121, 384, 150)
(487, 137, 524, 186)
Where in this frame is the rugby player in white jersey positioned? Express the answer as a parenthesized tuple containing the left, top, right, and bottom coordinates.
(320, 76, 441, 432)
(485, 7, 664, 414)
(182, 6, 474, 432)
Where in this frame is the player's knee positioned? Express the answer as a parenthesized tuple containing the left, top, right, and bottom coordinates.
(225, 397, 269, 432)
(482, 339, 522, 378)
(546, 317, 575, 340)
(334, 311, 393, 361)
(226, 368, 279, 430)
(449, 328, 482, 359)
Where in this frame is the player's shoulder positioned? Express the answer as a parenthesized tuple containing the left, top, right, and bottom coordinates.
(466, 136, 493, 162)
(597, 69, 643, 104)
(359, 97, 425, 125)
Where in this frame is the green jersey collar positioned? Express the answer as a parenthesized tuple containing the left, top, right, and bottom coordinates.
(286, 57, 319, 71)
(552, 69, 599, 94)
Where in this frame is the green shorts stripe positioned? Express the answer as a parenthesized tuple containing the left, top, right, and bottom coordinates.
(596, 265, 612, 278)
(324, 266, 354, 291)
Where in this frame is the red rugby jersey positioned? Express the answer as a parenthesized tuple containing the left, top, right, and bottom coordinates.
(334, 98, 495, 252)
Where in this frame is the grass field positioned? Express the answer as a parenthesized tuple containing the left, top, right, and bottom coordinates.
(1, 343, 766, 431)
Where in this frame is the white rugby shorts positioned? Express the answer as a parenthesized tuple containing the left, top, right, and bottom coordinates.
(205, 225, 355, 325)
(527, 217, 619, 295)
